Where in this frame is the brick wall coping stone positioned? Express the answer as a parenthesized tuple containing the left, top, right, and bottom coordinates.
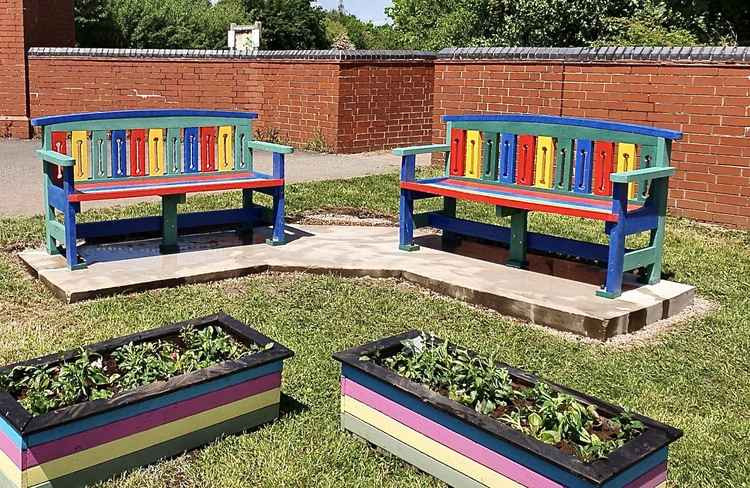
(27, 47, 436, 61)
(438, 46, 750, 63)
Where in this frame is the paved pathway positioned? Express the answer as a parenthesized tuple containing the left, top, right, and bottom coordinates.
(0, 140, 430, 216)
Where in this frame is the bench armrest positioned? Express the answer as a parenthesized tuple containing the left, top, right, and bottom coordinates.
(392, 144, 450, 157)
(247, 141, 294, 154)
(611, 166, 675, 184)
(36, 149, 75, 167)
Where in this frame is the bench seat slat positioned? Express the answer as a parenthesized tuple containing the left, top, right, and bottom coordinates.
(68, 172, 281, 202)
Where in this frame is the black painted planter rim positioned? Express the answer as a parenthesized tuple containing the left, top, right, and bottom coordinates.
(333, 330, 682, 486)
(0, 313, 294, 435)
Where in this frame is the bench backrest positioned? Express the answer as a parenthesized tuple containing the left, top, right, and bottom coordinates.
(31, 110, 258, 182)
(443, 115, 682, 203)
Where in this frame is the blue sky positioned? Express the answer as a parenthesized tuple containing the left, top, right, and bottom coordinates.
(316, 0, 393, 24)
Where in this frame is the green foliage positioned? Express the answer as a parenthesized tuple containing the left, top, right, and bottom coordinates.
(243, 0, 328, 49)
(325, 11, 405, 50)
(380, 333, 645, 462)
(304, 129, 330, 153)
(595, 0, 700, 46)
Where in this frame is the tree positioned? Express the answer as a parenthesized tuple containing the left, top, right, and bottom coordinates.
(595, 0, 699, 46)
(324, 10, 406, 50)
(243, 0, 329, 49)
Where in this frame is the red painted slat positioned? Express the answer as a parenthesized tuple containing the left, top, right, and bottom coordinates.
(200, 127, 217, 172)
(516, 135, 536, 185)
(130, 129, 147, 177)
(593, 141, 615, 196)
(449, 128, 467, 176)
(50, 132, 67, 183)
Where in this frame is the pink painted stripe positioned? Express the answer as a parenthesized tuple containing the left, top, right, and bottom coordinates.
(0, 431, 21, 469)
(24, 372, 281, 468)
(76, 172, 265, 190)
(342, 378, 563, 488)
(624, 462, 667, 488)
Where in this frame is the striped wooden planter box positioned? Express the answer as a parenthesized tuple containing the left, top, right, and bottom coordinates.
(0, 314, 293, 488)
(334, 331, 682, 488)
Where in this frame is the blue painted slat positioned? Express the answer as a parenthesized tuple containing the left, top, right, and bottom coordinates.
(574, 139, 594, 194)
(0, 415, 22, 448)
(110, 130, 128, 178)
(31, 110, 258, 127)
(26, 361, 282, 447)
(441, 114, 682, 140)
(343, 366, 667, 488)
(499, 134, 517, 184)
(47, 183, 67, 211)
(183, 128, 199, 173)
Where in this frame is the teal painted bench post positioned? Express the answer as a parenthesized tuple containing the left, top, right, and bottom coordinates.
(32, 110, 294, 270)
(393, 115, 681, 299)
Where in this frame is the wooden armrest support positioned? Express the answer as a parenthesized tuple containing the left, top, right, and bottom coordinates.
(247, 141, 294, 154)
(36, 149, 75, 167)
(392, 144, 450, 157)
(611, 166, 675, 184)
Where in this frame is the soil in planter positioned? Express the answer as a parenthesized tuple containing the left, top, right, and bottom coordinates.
(371, 333, 646, 463)
(0, 324, 272, 417)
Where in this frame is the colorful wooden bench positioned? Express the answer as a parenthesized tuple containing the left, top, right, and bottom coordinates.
(394, 115, 682, 298)
(32, 110, 293, 270)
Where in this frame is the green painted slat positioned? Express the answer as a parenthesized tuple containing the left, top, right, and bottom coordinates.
(610, 167, 675, 184)
(449, 122, 659, 146)
(636, 144, 656, 202)
(553, 138, 573, 192)
(413, 212, 431, 228)
(48, 220, 66, 245)
(166, 128, 182, 175)
(36, 149, 75, 166)
(247, 140, 294, 154)
(44, 117, 254, 133)
(234, 125, 253, 171)
(392, 144, 450, 156)
(481, 132, 499, 181)
(623, 246, 657, 272)
(91, 131, 108, 179)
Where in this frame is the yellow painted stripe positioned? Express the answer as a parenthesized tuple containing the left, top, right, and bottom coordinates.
(0, 445, 21, 488)
(71, 131, 90, 181)
(616, 143, 637, 198)
(342, 395, 524, 488)
(655, 482, 667, 488)
(534, 136, 555, 189)
(25, 388, 280, 486)
(218, 126, 234, 171)
(465, 131, 482, 178)
(148, 129, 166, 176)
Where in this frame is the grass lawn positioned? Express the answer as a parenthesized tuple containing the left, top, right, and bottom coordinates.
(0, 171, 749, 487)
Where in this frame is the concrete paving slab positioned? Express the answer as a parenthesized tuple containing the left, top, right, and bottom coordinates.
(19, 225, 695, 340)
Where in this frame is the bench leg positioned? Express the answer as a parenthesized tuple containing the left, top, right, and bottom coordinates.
(441, 197, 460, 250)
(239, 189, 254, 243)
(399, 189, 419, 251)
(159, 194, 183, 254)
(597, 184, 628, 299)
(43, 165, 60, 255)
(507, 211, 528, 268)
(641, 178, 668, 285)
(265, 187, 286, 246)
(63, 201, 86, 270)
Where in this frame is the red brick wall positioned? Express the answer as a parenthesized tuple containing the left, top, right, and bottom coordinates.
(0, 0, 30, 137)
(433, 60, 750, 228)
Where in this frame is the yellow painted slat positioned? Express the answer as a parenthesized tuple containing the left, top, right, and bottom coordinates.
(71, 131, 90, 181)
(0, 446, 21, 488)
(148, 129, 166, 176)
(341, 395, 524, 488)
(218, 126, 234, 171)
(465, 131, 482, 178)
(534, 136, 555, 189)
(617, 143, 637, 198)
(25, 388, 280, 486)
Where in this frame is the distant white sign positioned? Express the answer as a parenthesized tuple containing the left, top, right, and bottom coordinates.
(228, 22, 262, 50)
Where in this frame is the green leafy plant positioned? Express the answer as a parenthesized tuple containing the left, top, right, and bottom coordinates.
(380, 334, 646, 462)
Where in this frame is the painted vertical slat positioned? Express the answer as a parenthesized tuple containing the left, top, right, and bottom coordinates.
(573, 139, 593, 194)
(200, 127, 217, 172)
(553, 138, 574, 191)
(183, 128, 199, 173)
(166, 128, 182, 175)
(465, 131, 482, 178)
(111, 130, 128, 178)
(129, 129, 147, 177)
(616, 143, 637, 199)
(71, 130, 90, 181)
(218, 126, 234, 171)
(499, 134, 517, 184)
(638, 145, 656, 202)
(449, 129, 467, 176)
(533, 136, 555, 189)
(516, 135, 536, 186)
(234, 125, 252, 171)
(91, 130, 108, 179)
(481, 132, 499, 180)
(51, 131, 67, 184)
(593, 141, 616, 196)
(148, 129, 166, 177)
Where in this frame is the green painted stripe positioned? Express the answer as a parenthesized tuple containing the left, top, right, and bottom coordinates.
(623, 246, 657, 272)
(47, 221, 65, 246)
(0, 466, 19, 488)
(447, 122, 659, 146)
(393, 144, 450, 156)
(30, 404, 279, 488)
(610, 167, 675, 184)
(43, 117, 253, 133)
(341, 413, 489, 488)
(247, 141, 294, 154)
(36, 150, 74, 167)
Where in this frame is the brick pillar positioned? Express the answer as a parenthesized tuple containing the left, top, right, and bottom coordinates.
(0, 0, 74, 138)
